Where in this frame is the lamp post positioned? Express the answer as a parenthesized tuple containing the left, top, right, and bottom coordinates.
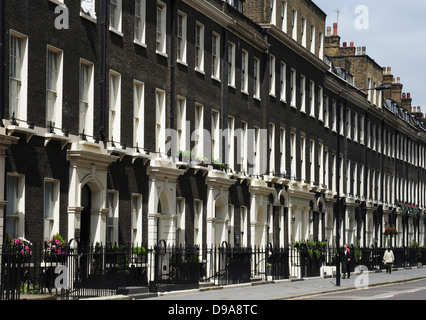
(335, 83, 390, 286)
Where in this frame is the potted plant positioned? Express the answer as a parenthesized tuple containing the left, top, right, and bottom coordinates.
(196, 156, 209, 167)
(212, 158, 225, 171)
(132, 246, 146, 263)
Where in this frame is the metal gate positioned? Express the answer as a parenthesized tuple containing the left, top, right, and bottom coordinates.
(152, 241, 200, 292)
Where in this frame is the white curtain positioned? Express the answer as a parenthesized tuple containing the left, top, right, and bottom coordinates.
(81, 0, 97, 19)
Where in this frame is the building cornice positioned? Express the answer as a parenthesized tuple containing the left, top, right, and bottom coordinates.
(182, 0, 269, 52)
(262, 24, 329, 73)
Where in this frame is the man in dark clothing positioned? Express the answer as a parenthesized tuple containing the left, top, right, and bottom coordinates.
(341, 243, 351, 279)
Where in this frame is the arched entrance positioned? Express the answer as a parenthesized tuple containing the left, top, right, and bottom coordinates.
(80, 184, 91, 246)
(157, 189, 176, 245)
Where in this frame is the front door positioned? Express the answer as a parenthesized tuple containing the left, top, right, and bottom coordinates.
(80, 184, 91, 247)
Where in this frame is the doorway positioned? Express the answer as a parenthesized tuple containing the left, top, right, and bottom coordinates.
(80, 184, 91, 247)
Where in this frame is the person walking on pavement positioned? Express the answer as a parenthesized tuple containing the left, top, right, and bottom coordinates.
(383, 246, 395, 274)
(341, 244, 351, 279)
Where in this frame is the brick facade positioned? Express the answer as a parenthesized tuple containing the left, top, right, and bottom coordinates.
(0, 0, 425, 256)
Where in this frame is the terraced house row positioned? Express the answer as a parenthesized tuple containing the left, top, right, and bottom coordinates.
(1, 0, 426, 259)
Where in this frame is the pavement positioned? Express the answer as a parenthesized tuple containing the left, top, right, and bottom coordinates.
(130, 265, 426, 300)
(18, 265, 426, 300)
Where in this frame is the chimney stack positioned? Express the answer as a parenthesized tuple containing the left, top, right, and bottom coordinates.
(400, 88, 412, 113)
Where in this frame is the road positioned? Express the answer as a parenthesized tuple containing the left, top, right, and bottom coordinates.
(291, 278, 426, 300)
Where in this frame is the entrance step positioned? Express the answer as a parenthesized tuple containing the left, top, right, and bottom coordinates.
(119, 286, 157, 299)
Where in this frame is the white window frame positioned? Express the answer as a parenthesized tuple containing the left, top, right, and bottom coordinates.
(227, 41, 235, 87)
(301, 17, 307, 47)
(155, 89, 166, 156)
(269, 54, 276, 96)
(290, 68, 296, 108)
(300, 74, 306, 113)
(109, 70, 121, 147)
(109, 0, 123, 36)
(211, 32, 220, 81)
(318, 86, 323, 121)
(134, 0, 146, 46)
(79, 59, 94, 140)
(240, 121, 248, 173)
(290, 132, 296, 179)
(270, 0, 276, 25)
(241, 49, 249, 94)
(44, 179, 60, 241)
(226, 116, 235, 171)
(177, 11, 187, 64)
(46, 46, 63, 130)
(291, 9, 297, 41)
(6, 173, 25, 239)
(133, 80, 145, 151)
(309, 139, 315, 184)
(177, 96, 187, 154)
(279, 128, 286, 176)
(9, 31, 28, 123)
(300, 135, 306, 182)
(310, 25, 315, 54)
(106, 190, 119, 244)
(131, 193, 143, 244)
(195, 22, 205, 73)
(280, 62, 286, 102)
(194, 104, 204, 160)
(323, 95, 329, 127)
(309, 80, 315, 117)
(194, 199, 203, 247)
(156, 1, 167, 55)
(281, 1, 287, 33)
(269, 123, 275, 175)
(211, 110, 220, 162)
(254, 57, 261, 100)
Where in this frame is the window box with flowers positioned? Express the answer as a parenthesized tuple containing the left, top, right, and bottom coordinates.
(384, 225, 398, 238)
(44, 233, 67, 262)
(5, 233, 33, 262)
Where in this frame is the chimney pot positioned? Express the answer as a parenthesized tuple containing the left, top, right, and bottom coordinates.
(343, 42, 347, 47)
(402, 93, 406, 99)
(397, 77, 400, 83)
(407, 92, 411, 99)
(350, 42, 354, 47)
(333, 23, 338, 35)
(387, 67, 391, 74)
(327, 26, 331, 36)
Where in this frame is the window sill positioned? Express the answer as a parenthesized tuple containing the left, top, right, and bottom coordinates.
(109, 26, 123, 37)
(177, 59, 187, 67)
(195, 67, 205, 75)
(134, 39, 147, 48)
(80, 12, 97, 23)
(48, 0, 65, 6)
(211, 76, 221, 83)
(156, 50, 168, 58)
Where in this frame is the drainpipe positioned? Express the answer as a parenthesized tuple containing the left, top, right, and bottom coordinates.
(99, 0, 107, 145)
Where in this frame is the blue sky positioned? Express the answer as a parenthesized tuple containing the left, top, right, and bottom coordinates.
(315, 0, 426, 114)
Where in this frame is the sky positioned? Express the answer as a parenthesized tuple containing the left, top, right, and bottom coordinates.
(314, 0, 426, 114)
